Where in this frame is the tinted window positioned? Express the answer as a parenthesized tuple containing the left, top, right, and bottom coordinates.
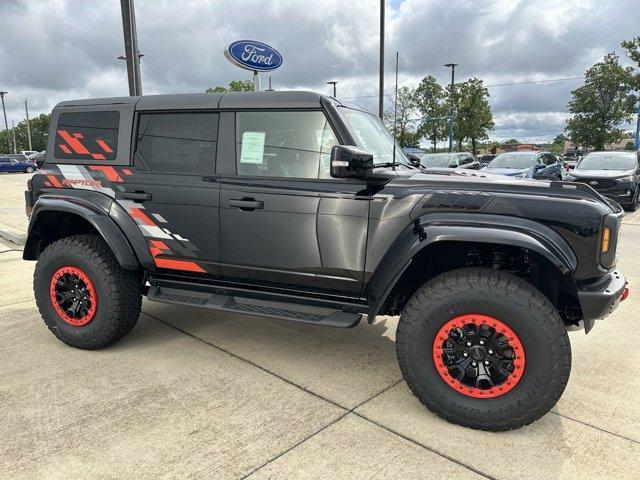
(419, 153, 451, 167)
(135, 113, 218, 174)
(54, 111, 119, 160)
(459, 155, 473, 165)
(577, 152, 638, 171)
(488, 153, 536, 169)
(235, 111, 337, 179)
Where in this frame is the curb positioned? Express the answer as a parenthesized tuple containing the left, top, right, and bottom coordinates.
(0, 223, 26, 245)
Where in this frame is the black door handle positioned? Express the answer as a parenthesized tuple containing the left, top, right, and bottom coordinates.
(228, 198, 264, 211)
(122, 191, 153, 202)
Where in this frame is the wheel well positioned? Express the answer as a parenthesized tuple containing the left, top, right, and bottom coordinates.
(24, 211, 101, 260)
(378, 241, 582, 326)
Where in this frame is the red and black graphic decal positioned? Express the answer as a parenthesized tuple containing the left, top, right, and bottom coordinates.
(148, 239, 205, 273)
(54, 111, 119, 161)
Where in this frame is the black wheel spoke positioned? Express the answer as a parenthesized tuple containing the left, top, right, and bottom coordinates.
(440, 320, 521, 392)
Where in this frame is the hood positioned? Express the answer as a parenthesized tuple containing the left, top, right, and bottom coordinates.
(569, 169, 635, 179)
(482, 167, 531, 177)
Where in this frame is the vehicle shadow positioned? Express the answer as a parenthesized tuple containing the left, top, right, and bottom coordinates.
(127, 300, 402, 409)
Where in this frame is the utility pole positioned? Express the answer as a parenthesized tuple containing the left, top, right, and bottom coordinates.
(636, 102, 640, 150)
(11, 120, 17, 154)
(24, 99, 32, 151)
(378, 0, 385, 119)
(326, 81, 337, 97)
(0, 91, 10, 153)
(120, 0, 142, 96)
(392, 52, 399, 170)
(444, 63, 458, 153)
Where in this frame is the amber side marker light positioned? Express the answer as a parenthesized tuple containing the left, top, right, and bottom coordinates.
(601, 227, 611, 253)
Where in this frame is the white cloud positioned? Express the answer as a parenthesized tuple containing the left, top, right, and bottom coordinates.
(0, 0, 638, 142)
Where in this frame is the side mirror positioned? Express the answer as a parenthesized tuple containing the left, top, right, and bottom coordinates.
(330, 145, 373, 179)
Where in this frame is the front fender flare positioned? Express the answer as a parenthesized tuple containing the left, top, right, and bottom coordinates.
(23, 195, 140, 270)
(365, 213, 578, 322)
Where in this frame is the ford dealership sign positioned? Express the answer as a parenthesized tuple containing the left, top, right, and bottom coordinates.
(224, 40, 283, 72)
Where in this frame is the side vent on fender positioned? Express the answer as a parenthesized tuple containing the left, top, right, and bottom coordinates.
(421, 191, 494, 211)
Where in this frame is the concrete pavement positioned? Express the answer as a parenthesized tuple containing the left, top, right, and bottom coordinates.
(0, 172, 639, 479)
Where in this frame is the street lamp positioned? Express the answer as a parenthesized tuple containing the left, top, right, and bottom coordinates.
(326, 81, 338, 98)
(444, 63, 458, 153)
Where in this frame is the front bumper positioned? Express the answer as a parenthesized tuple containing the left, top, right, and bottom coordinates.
(577, 270, 627, 333)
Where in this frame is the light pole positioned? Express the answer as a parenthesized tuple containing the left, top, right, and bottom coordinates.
(120, 0, 143, 96)
(24, 99, 32, 151)
(444, 63, 458, 153)
(378, 0, 385, 119)
(0, 91, 10, 153)
(326, 81, 338, 98)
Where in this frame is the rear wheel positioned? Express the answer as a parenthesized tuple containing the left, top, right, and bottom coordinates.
(396, 268, 571, 431)
(25, 166, 35, 173)
(34, 234, 142, 349)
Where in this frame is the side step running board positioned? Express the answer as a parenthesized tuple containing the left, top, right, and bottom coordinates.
(146, 286, 362, 328)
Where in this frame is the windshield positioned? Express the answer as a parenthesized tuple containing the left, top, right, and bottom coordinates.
(340, 108, 410, 166)
(577, 152, 637, 171)
(487, 153, 536, 169)
(419, 154, 453, 167)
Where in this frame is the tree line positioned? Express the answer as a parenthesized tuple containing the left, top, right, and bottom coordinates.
(385, 77, 494, 155)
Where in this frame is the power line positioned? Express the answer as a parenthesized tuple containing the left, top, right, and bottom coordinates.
(340, 75, 586, 100)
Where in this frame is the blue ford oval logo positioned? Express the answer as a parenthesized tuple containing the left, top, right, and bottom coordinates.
(224, 40, 283, 72)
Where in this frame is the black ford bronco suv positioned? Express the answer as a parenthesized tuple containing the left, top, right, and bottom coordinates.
(24, 91, 628, 431)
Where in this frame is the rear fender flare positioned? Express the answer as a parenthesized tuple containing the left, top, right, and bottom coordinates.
(23, 195, 143, 270)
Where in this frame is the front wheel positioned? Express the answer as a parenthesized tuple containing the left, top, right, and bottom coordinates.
(34, 234, 142, 349)
(396, 268, 571, 431)
(25, 166, 35, 173)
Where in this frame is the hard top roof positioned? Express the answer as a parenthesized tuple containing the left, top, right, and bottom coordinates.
(54, 91, 350, 111)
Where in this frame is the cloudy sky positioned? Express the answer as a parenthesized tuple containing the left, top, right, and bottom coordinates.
(1, 0, 639, 144)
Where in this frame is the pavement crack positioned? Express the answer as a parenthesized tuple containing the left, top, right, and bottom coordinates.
(352, 411, 497, 480)
(146, 312, 490, 478)
(550, 411, 639, 445)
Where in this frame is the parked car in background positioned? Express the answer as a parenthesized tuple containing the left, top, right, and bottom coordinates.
(0, 155, 37, 173)
(21, 150, 39, 157)
(29, 151, 46, 168)
(483, 151, 563, 179)
(418, 152, 480, 169)
(563, 157, 579, 171)
(565, 151, 640, 211)
(478, 154, 496, 167)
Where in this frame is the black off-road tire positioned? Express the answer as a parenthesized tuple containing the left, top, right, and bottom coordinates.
(34, 234, 142, 349)
(396, 268, 571, 431)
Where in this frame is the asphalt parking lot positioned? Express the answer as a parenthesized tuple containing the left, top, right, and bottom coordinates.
(1, 171, 639, 479)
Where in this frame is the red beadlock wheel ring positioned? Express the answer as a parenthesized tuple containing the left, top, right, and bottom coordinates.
(49, 266, 97, 327)
(432, 314, 525, 399)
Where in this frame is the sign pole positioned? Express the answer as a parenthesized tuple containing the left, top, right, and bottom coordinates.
(253, 71, 261, 92)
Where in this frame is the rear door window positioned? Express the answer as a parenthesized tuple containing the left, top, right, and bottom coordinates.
(54, 111, 119, 160)
(135, 112, 218, 174)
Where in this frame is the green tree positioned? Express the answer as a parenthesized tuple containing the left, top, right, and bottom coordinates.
(206, 80, 255, 93)
(621, 36, 640, 89)
(413, 75, 448, 152)
(0, 113, 50, 153)
(453, 78, 494, 155)
(384, 86, 420, 147)
(550, 133, 567, 154)
(565, 53, 636, 150)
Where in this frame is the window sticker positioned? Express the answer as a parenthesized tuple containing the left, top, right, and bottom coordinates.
(240, 131, 266, 164)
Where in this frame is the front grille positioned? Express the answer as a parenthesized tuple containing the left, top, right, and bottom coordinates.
(576, 178, 617, 190)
